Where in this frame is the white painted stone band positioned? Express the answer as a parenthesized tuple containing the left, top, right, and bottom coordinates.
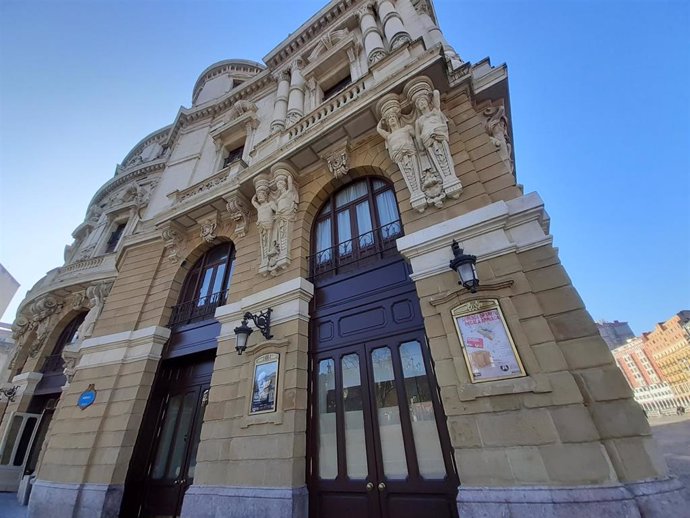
(75, 325, 171, 369)
(396, 192, 552, 281)
(215, 276, 314, 338)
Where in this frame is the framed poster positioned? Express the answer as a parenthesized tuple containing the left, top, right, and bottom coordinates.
(451, 299, 526, 383)
(250, 353, 279, 414)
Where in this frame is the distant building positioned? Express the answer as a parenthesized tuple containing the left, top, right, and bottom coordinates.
(612, 337, 684, 413)
(642, 311, 690, 404)
(0, 263, 19, 318)
(596, 320, 635, 350)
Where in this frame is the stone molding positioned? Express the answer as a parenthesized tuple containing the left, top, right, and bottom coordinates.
(456, 477, 687, 518)
(10, 371, 43, 400)
(181, 485, 308, 518)
(215, 277, 314, 337)
(28, 480, 123, 518)
(396, 192, 552, 281)
(75, 325, 171, 370)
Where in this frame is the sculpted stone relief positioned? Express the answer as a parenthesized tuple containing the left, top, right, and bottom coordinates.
(376, 76, 462, 212)
(482, 104, 514, 174)
(252, 163, 299, 276)
(224, 190, 252, 239)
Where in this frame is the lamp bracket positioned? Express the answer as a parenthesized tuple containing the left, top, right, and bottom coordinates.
(243, 308, 273, 340)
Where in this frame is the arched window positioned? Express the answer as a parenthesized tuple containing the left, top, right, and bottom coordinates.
(310, 177, 402, 279)
(169, 242, 236, 327)
(41, 313, 86, 375)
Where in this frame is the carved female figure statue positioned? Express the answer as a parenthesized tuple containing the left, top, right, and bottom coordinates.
(376, 108, 423, 207)
(77, 283, 111, 343)
(406, 76, 462, 200)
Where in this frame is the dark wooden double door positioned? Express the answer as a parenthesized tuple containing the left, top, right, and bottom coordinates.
(309, 258, 458, 518)
(122, 350, 213, 518)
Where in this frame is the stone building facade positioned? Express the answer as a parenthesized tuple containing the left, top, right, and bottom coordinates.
(640, 311, 690, 405)
(596, 320, 635, 351)
(0, 1, 685, 517)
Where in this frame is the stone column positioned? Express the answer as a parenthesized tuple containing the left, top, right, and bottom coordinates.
(270, 70, 291, 133)
(375, 0, 410, 50)
(356, 3, 386, 65)
(285, 59, 305, 125)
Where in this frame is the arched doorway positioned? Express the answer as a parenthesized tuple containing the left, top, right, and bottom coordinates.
(307, 177, 459, 518)
(0, 313, 86, 493)
(121, 242, 235, 518)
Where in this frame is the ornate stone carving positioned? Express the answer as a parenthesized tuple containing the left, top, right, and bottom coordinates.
(306, 28, 350, 63)
(224, 191, 252, 239)
(320, 140, 350, 179)
(377, 76, 462, 212)
(26, 295, 65, 358)
(76, 282, 112, 344)
(161, 223, 186, 264)
(482, 105, 514, 174)
(200, 219, 217, 243)
(406, 76, 462, 201)
(368, 49, 387, 65)
(376, 94, 426, 211)
(251, 163, 299, 276)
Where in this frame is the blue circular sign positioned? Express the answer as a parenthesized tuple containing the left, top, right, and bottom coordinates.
(78, 386, 97, 409)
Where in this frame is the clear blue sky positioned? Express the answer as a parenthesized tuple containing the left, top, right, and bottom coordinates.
(0, 0, 688, 335)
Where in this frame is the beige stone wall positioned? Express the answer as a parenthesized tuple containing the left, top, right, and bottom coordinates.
(193, 309, 309, 488)
(414, 245, 667, 486)
(36, 357, 157, 485)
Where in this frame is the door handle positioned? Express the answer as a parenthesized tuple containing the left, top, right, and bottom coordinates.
(366, 482, 374, 491)
(377, 482, 386, 491)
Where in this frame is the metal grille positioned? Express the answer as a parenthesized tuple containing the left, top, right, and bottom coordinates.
(168, 289, 229, 328)
(309, 220, 402, 280)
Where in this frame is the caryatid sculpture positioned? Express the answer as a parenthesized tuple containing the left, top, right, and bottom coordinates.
(252, 173, 277, 273)
(252, 163, 299, 276)
(376, 76, 462, 212)
(405, 76, 462, 201)
(376, 94, 428, 212)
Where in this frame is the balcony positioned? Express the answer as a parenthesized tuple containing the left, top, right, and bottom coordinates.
(308, 220, 402, 281)
(168, 289, 230, 329)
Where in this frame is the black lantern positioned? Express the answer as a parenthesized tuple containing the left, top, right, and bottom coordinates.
(234, 308, 273, 355)
(449, 240, 479, 293)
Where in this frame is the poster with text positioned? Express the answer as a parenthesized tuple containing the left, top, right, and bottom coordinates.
(453, 303, 525, 383)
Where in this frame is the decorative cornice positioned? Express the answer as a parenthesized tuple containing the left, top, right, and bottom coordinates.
(118, 126, 171, 173)
(262, 0, 357, 68)
(89, 161, 165, 211)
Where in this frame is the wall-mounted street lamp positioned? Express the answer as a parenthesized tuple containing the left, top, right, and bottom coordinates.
(234, 309, 273, 355)
(449, 240, 479, 293)
(0, 385, 19, 402)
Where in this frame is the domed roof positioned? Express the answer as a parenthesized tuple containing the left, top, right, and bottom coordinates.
(192, 59, 265, 105)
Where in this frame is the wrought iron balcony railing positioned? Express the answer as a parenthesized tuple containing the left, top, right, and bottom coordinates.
(168, 289, 229, 328)
(308, 220, 402, 280)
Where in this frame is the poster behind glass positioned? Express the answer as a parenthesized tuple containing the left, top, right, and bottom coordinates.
(251, 353, 279, 414)
(452, 300, 525, 383)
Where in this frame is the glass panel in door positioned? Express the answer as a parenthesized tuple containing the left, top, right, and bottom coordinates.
(400, 340, 446, 479)
(317, 359, 337, 479)
(370, 347, 408, 479)
(341, 353, 367, 479)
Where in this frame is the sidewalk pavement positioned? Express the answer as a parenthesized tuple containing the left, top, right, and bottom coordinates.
(0, 492, 27, 518)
